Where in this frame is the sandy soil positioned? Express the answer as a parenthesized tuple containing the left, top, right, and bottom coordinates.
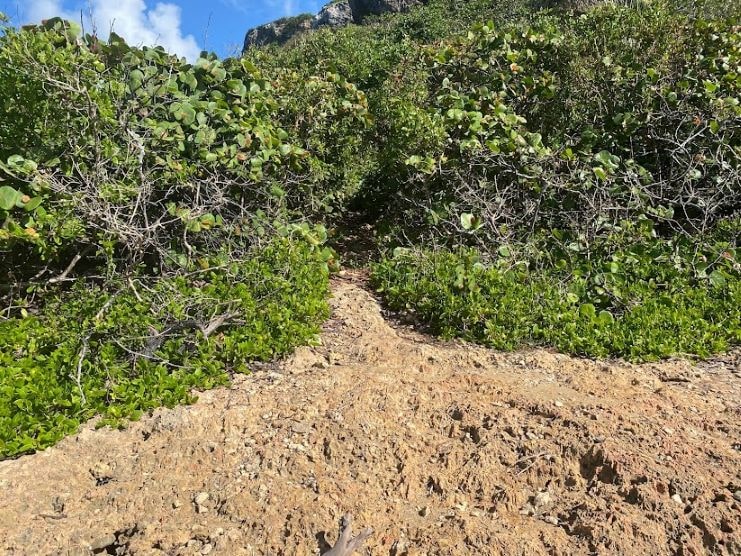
(1, 272, 740, 555)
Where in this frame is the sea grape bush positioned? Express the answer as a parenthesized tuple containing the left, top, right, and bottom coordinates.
(376, 6, 740, 254)
(0, 16, 346, 457)
(257, 0, 739, 257)
(0, 17, 369, 278)
(361, 3, 739, 355)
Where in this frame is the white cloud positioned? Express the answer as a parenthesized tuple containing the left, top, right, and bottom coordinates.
(24, 0, 76, 22)
(21, 0, 201, 61)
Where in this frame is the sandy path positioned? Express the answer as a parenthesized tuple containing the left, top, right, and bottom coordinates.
(1, 274, 739, 555)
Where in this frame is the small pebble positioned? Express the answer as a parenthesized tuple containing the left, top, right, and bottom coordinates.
(89, 533, 116, 551)
(201, 544, 213, 555)
(733, 490, 741, 503)
(191, 525, 209, 538)
(291, 423, 311, 434)
(533, 491, 552, 508)
(671, 494, 683, 505)
(194, 492, 210, 505)
(554, 400, 564, 408)
(543, 515, 559, 525)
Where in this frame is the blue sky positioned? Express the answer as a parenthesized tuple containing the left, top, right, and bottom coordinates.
(1, 0, 322, 58)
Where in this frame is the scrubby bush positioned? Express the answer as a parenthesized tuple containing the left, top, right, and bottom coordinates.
(0, 19, 369, 276)
(0, 16, 349, 457)
(362, 2, 738, 364)
(372, 221, 740, 360)
(251, 0, 739, 254)
(374, 5, 740, 252)
(0, 238, 330, 458)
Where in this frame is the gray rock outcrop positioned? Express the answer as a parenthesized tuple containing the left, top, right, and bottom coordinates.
(313, 0, 355, 27)
(243, 0, 425, 51)
(243, 14, 314, 50)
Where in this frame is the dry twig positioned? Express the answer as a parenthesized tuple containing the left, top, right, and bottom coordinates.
(323, 513, 373, 556)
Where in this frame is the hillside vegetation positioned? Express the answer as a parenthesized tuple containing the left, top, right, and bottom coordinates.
(0, 0, 739, 457)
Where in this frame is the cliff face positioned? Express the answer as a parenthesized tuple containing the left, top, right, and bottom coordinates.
(313, 0, 355, 27)
(242, 14, 314, 50)
(243, 0, 425, 51)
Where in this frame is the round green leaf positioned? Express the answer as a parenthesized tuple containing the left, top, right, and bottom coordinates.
(23, 196, 43, 212)
(597, 310, 614, 326)
(170, 102, 197, 126)
(0, 186, 21, 210)
(709, 270, 727, 289)
(579, 303, 596, 319)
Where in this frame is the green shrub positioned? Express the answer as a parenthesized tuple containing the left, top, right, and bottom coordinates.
(0, 19, 369, 281)
(371, 228, 740, 360)
(374, 5, 739, 252)
(0, 238, 330, 458)
(0, 13, 351, 460)
(245, 0, 739, 245)
(270, 69, 374, 213)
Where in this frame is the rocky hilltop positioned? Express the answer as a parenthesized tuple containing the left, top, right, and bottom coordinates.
(243, 0, 424, 50)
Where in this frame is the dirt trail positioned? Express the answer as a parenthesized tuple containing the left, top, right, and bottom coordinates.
(1, 273, 740, 555)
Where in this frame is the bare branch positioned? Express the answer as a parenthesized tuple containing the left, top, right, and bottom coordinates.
(323, 514, 373, 556)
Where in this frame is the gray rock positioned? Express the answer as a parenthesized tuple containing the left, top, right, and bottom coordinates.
(313, 0, 354, 28)
(243, 14, 314, 50)
(243, 0, 426, 51)
(533, 491, 552, 508)
(733, 490, 741, 503)
(89, 533, 116, 552)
